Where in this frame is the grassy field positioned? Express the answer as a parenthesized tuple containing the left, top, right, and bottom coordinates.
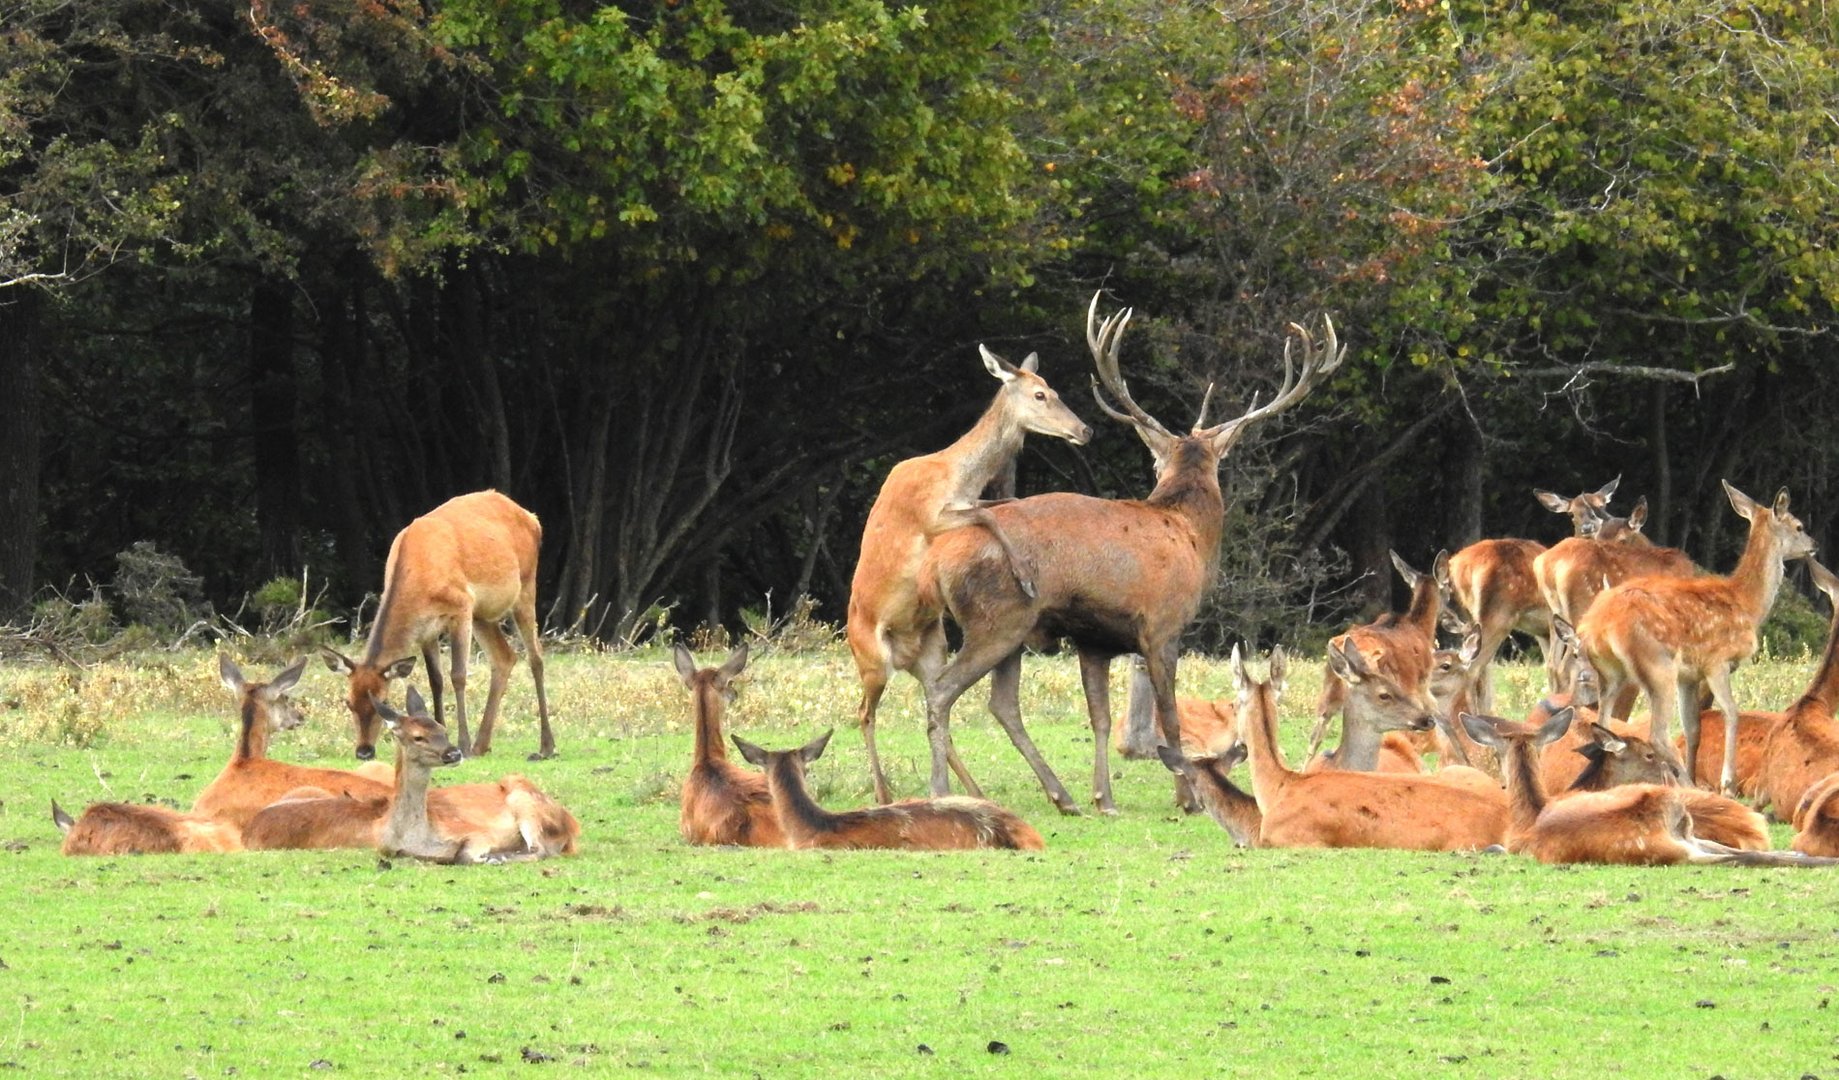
(3, 644, 1838, 1077)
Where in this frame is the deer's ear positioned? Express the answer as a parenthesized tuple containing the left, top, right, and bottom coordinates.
(1459, 713, 1504, 751)
(1019, 351, 1040, 374)
(219, 654, 247, 694)
(264, 656, 308, 699)
(799, 728, 834, 764)
(320, 647, 357, 676)
(732, 735, 767, 767)
(1536, 706, 1576, 746)
(383, 656, 418, 681)
(1723, 479, 1758, 519)
(1155, 743, 1195, 778)
(717, 643, 750, 684)
(1534, 490, 1570, 514)
(1268, 646, 1287, 693)
(672, 644, 698, 687)
(979, 344, 1019, 382)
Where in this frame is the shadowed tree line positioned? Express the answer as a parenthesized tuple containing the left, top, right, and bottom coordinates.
(2, 0, 1835, 648)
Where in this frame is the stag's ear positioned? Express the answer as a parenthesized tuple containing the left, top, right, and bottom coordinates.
(1536, 706, 1576, 746)
(718, 643, 750, 684)
(264, 656, 308, 699)
(1773, 487, 1792, 516)
(219, 654, 247, 694)
(1266, 647, 1287, 693)
(671, 644, 698, 688)
(371, 694, 403, 724)
(1595, 475, 1620, 502)
(1231, 644, 1251, 698)
(1458, 626, 1482, 664)
(979, 344, 1019, 382)
(51, 800, 74, 835)
(1550, 616, 1580, 651)
(1389, 550, 1420, 588)
(799, 729, 834, 764)
(383, 656, 417, 681)
(1626, 497, 1649, 531)
(732, 735, 768, 767)
(1458, 712, 1505, 751)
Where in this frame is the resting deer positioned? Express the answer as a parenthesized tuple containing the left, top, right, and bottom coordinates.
(1459, 710, 1829, 866)
(674, 644, 782, 847)
(918, 297, 1343, 815)
(242, 688, 579, 860)
(322, 489, 553, 760)
(1576, 481, 1816, 792)
(847, 345, 1091, 803)
(53, 800, 243, 856)
(1226, 645, 1507, 850)
(1790, 773, 1839, 857)
(733, 730, 1044, 851)
(191, 655, 392, 829)
(1565, 722, 1769, 851)
(1438, 478, 1623, 711)
(1156, 743, 1261, 847)
(1306, 551, 1445, 768)
(1756, 557, 1839, 820)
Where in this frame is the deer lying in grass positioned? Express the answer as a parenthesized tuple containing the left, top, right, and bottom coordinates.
(674, 644, 781, 847)
(322, 489, 554, 760)
(1225, 645, 1507, 851)
(847, 345, 1091, 803)
(52, 800, 243, 856)
(1307, 551, 1444, 766)
(192, 655, 393, 829)
(1790, 773, 1839, 857)
(1156, 743, 1262, 847)
(1756, 557, 1839, 820)
(1458, 710, 1828, 866)
(733, 730, 1044, 851)
(1564, 722, 1769, 851)
(1577, 482, 1816, 792)
(242, 689, 578, 860)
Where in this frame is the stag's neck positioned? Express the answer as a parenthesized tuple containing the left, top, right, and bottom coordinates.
(234, 697, 270, 763)
(1729, 515, 1789, 623)
(380, 751, 442, 853)
(764, 758, 835, 845)
(1499, 740, 1549, 835)
(1241, 683, 1296, 811)
(691, 682, 727, 764)
(939, 394, 1025, 501)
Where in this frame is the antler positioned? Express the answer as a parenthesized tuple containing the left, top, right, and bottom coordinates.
(1203, 314, 1346, 452)
(1086, 292, 1175, 441)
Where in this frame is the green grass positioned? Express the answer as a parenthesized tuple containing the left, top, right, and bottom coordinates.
(2, 646, 1837, 1077)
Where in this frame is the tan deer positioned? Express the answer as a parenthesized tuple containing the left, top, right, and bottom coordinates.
(191, 655, 392, 829)
(733, 730, 1045, 851)
(1156, 743, 1262, 847)
(674, 644, 782, 847)
(1563, 722, 1769, 851)
(917, 298, 1343, 814)
(1438, 478, 1624, 711)
(1459, 710, 1829, 866)
(53, 800, 243, 856)
(846, 345, 1091, 804)
(1755, 557, 1839, 820)
(322, 489, 553, 760)
(1306, 551, 1445, 768)
(1790, 772, 1839, 857)
(1231, 646, 1507, 850)
(1576, 481, 1816, 792)
(242, 688, 578, 860)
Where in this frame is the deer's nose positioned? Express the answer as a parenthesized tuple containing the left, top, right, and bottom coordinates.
(355, 744, 376, 761)
(441, 747, 464, 766)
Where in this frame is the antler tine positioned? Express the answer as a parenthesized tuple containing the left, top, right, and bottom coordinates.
(1191, 382, 1218, 430)
(1085, 292, 1175, 439)
(1203, 313, 1345, 447)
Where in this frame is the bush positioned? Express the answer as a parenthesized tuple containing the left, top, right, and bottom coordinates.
(112, 541, 208, 633)
(1761, 583, 1829, 660)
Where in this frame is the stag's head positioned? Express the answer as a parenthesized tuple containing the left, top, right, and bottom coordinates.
(375, 687, 464, 769)
(1535, 477, 1620, 537)
(979, 345, 1093, 447)
(320, 647, 418, 760)
(1085, 294, 1343, 490)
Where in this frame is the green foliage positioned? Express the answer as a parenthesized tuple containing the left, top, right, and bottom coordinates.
(1760, 583, 1830, 661)
(111, 542, 208, 634)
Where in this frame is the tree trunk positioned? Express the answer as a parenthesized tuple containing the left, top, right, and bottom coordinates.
(1350, 480, 1392, 616)
(250, 278, 302, 579)
(1650, 383, 1672, 545)
(0, 290, 43, 618)
(1446, 417, 1483, 550)
(316, 274, 379, 594)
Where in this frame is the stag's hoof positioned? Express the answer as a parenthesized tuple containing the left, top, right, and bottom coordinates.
(1095, 802, 1120, 818)
(527, 749, 555, 762)
(1054, 800, 1085, 817)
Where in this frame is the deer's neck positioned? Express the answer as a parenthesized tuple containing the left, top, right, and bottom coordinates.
(1241, 684, 1295, 812)
(380, 751, 442, 853)
(235, 697, 269, 763)
(1499, 740, 1548, 835)
(1794, 613, 1839, 720)
(1145, 452, 1225, 568)
(1402, 578, 1440, 640)
(764, 758, 835, 845)
(691, 682, 727, 764)
(1197, 760, 1262, 846)
(1729, 516, 1788, 622)
(939, 394, 1025, 503)
(1328, 711, 1385, 771)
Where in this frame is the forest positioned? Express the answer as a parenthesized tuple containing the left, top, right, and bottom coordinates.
(3, 0, 1836, 649)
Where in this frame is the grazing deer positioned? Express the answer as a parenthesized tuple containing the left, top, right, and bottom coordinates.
(1576, 481, 1816, 792)
(1306, 551, 1445, 768)
(1438, 479, 1624, 711)
(917, 297, 1344, 814)
(674, 644, 782, 847)
(322, 489, 553, 760)
(1756, 557, 1839, 820)
(1156, 743, 1261, 847)
(1459, 710, 1828, 866)
(846, 344, 1091, 804)
(242, 688, 579, 860)
(1564, 722, 1769, 851)
(191, 655, 392, 829)
(1790, 773, 1839, 857)
(1228, 646, 1507, 851)
(732, 730, 1044, 851)
(53, 800, 243, 856)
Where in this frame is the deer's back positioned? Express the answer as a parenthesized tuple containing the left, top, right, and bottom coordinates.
(1518, 786, 1690, 865)
(1578, 576, 1760, 668)
(193, 759, 392, 830)
(61, 803, 244, 856)
(1260, 771, 1506, 851)
(381, 490, 541, 629)
(1448, 539, 1546, 619)
(1759, 699, 1839, 820)
(242, 794, 385, 850)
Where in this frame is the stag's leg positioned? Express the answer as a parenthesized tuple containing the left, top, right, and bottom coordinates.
(450, 617, 476, 755)
(1703, 666, 1743, 795)
(422, 642, 445, 725)
(1145, 643, 1198, 813)
(512, 588, 554, 760)
(472, 618, 517, 759)
(1116, 655, 1160, 760)
(984, 649, 1081, 815)
(1077, 650, 1119, 815)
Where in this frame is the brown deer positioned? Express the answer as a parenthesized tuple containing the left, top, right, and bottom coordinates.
(52, 800, 243, 856)
(242, 688, 579, 860)
(191, 655, 392, 829)
(1790, 773, 1839, 857)
(1459, 710, 1828, 866)
(1564, 722, 1769, 851)
(1230, 646, 1507, 851)
(1426, 627, 1492, 773)
(1576, 481, 1816, 792)
(1438, 478, 1624, 712)
(1156, 743, 1261, 847)
(674, 644, 782, 847)
(917, 297, 1344, 814)
(1755, 557, 1839, 820)
(1306, 551, 1445, 768)
(1112, 691, 1242, 761)
(732, 730, 1045, 851)
(846, 344, 1092, 804)
(322, 489, 553, 760)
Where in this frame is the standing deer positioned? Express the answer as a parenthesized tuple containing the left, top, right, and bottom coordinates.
(1755, 557, 1839, 820)
(847, 345, 1091, 804)
(322, 489, 553, 761)
(1306, 551, 1445, 767)
(674, 644, 782, 847)
(1458, 710, 1829, 867)
(1437, 478, 1622, 712)
(917, 297, 1344, 813)
(192, 655, 392, 829)
(1576, 481, 1816, 793)
(732, 730, 1044, 851)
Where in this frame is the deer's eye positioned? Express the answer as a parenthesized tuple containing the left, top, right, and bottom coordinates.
(1034, 390, 1047, 401)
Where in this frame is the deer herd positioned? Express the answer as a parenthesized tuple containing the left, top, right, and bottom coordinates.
(48, 295, 1839, 870)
